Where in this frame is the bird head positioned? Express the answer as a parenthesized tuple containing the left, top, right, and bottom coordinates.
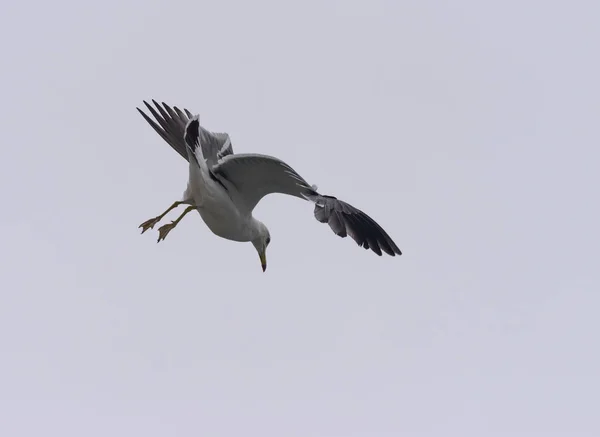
(251, 223, 271, 272)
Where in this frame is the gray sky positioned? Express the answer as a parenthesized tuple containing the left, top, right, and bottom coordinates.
(1, 0, 599, 435)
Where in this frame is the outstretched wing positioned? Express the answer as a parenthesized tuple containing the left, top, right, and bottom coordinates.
(306, 193, 402, 256)
(212, 153, 315, 211)
(136, 100, 233, 166)
(212, 154, 402, 256)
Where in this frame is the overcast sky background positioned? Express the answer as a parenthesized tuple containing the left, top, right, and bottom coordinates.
(1, 0, 599, 435)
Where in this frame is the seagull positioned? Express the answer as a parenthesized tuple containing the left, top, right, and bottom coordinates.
(137, 100, 402, 271)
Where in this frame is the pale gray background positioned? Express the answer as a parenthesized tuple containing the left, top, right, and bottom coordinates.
(1, 0, 599, 435)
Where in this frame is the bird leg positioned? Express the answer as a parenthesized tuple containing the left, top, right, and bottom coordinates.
(157, 206, 196, 243)
(139, 201, 185, 234)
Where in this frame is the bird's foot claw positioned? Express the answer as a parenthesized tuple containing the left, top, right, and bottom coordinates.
(139, 217, 161, 234)
(157, 222, 176, 242)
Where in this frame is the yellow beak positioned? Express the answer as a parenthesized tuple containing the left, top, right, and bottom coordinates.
(259, 250, 267, 272)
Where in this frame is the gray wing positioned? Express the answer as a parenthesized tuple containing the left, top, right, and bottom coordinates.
(136, 100, 233, 166)
(212, 154, 402, 256)
(212, 153, 315, 211)
(308, 193, 402, 256)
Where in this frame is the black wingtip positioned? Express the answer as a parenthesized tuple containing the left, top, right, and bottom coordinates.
(313, 194, 402, 257)
(184, 117, 200, 149)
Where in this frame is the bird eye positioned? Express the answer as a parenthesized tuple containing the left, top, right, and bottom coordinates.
(266, 237, 271, 246)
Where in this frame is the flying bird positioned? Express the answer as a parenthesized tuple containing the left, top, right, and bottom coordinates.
(137, 100, 401, 271)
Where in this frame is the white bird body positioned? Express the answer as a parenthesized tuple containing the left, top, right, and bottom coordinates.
(184, 140, 258, 243)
